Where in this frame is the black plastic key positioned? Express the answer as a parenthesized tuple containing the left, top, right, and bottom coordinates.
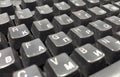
(35, 5, 54, 21)
(45, 31, 74, 55)
(114, 1, 120, 8)
(102, 4, 119, 16)
(0, 47, 22, 77)
(21, 0, 38, 11)
(44, 53, 80, 77)
(97, 36, 120, 64)
(88, 6, 107, 20)
(68, 0, 86, 11)
(0, 32, 8, 50)
(101, 0, 111, 4)
(89, 60, 120, 77)
(20, 38, 50, 67)
(88, 20, 112, 39)
(52, 14, 74, 33)
(84, 0, 100, 7)
(0, 13, 13, 35)
(8, 24, 33, 50)
(15, 8, 34, 29)
(31, 18, 54, 42)
(71, 44, 106, 77)
(53, 0, 68, 3)
(0, 0, 15, 15)
(11, 0, 22, 6)
(71, 10, 92, 26)
(114, 31, 120, 40)
(13, 65, 43, 77)
(39, 0, 53, 7)
(104, 16, 120, 32)
(68, 26, 95, 46)
(53, 1, 71, 15)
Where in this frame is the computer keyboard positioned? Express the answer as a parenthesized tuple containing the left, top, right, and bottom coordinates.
(1, 0, 120, 77)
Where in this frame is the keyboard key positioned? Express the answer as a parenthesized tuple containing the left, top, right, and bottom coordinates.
(88, 6, 107, 20)
(8, 24, 33, 50)
(39, 0, 53, 7)
(68, 26, 95, 46)
(52, 14, 74, 33)
(53, 2, 71, 15)
(54, 0, 68, 3)
(44, 53, 80, 77)
(35, 5, 54, 21)
(71, 10, 92, 26)
(21, 0, 38, 11)
(84, 0, 100, 7)
(0, 0, 15, 15)
(0, 13, 13, 35)
(68, 0, 86, 11)
(20, 38, 50, 67)
(0, 47, 22, 76)
(45, 31, 74, 55)
(101, 0, 111, 4)
(31, 19, 54, 42)
(0, 32, 8, 50)
(71, 44, 106, 77)
(97, 36, 120, 64)
(88, 20, 112, 39)
(102, 4, 119, 16)
(11, 0, 22, 6)
(15, 8, 34, 29)
(89, 60, 120, 77)
(114, 1, 120, 8)
(104, 16, 120, 32)
(114, 31, 120, 40)
(13, 65, 43, 77)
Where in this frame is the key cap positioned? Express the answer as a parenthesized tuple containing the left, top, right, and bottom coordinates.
(35, 5, 54, 21)
(68, 0, 86, 11)
(101, 0, 111, 4)
(68, 26, 95, 46)
(39, 0, 53, 7)
(45, 31, 74, 55)
(21, 0, 38, 11)
(71, 10, 92, 26)
(97, 36, 120, 64)
(44, 53, 80, 77)
(53, 0, 68, 3)
(15, 8, 34, 29)
(112, 0, 118, 2)
(84, 0, 100, 7)
(89, 60, 120, 77)
(102, 4, 119, 16)
(13, 65, 44, 77)
(0, 0, 15, 15)
(70, 44, 106, 77)
(0, 32, 8, 50)
(0, 47, 22, 77)
(0, 13, 13, 35)
(8, 24, 33, 50)
(53, 2, 71, 15)
(20, 38, 50, 67)
(31, 19, 54, 42)
(52, 14, 74, 33)
(104, 16, 120, 32)
(88, 20, 112, 39)
(114, 31, 120, 40)
(11, 0, 22, 6)
(114, 1, 120, 8)
(88, 6, 107, 20)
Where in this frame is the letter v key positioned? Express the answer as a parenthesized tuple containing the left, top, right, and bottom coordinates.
(50, 58, 58, 65)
